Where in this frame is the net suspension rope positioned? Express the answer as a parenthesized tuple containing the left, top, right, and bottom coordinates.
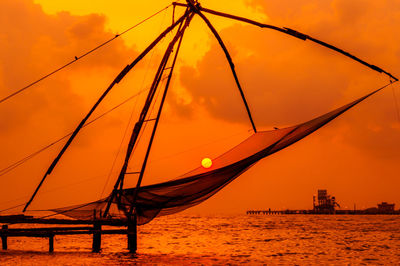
(103, 8, 193, 218)
(391, 82, 400, 124)
(127, 11, 194, 218)
(99, 7, 172, 199)
(4, 6, 193, 220)
(22, 10, 190, 212)
(0, 4, 172, 105)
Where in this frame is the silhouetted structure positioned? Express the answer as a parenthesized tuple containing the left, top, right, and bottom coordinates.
(363, 202, 396, 214)
(378, 202, 395, 213)
(313, 189, 340, 214)
(2, 0, 399, 254)
(247, 195, 399, 215)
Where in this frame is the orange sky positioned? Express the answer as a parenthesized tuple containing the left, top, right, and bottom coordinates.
(0, 0, 399, 215)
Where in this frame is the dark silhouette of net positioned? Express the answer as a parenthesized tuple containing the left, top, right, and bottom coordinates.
(51, 86, 384, 225)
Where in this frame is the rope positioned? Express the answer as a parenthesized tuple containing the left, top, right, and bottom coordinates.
(0, 87, 153, 178)
(0, 77, 170, 213)
(0, 203, 26, 213)
(100, 9, 170, 199)
(0, 173, 105, 212)
(0, 4, 171, 105)
(391, 82, 400, 124)
(0, 115, 245, 210)
(150, 129, 250, 165)
(7, 202, 97, 223)
(126, 74, 168, 172)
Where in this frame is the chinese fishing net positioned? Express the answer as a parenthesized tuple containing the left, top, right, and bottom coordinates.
(52, 86, 384, 225)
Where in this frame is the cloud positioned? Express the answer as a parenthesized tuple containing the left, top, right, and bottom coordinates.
(1, 0, 399, 213)
(174, 0, 400, 159)
(0, 0, 137, 141)
(0, 0, 140, 208)
(167, 0, 400, 213)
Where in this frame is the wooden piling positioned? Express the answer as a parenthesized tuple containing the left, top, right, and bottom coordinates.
(1, 225, 8, 250)
(92, 210, 101, 253)
(92, 222, 102, 253)
(49, 233, 54, 252)
(127, 215, 137, 253)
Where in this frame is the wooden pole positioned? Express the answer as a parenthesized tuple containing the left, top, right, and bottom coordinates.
(185, 0, 258, 133)
(173, 2, 398, 81)
(92, 222, 102, 253)
(128, 12, 193, 217)
(1, 225, 8, 250)
(23, 12, 190, 213)
(49, 233, 54, 252)
(103, 11, 190, 218)
(92, 210, 101, 253)
(106, 10, 192, 218)
(127, 214, 137, 253)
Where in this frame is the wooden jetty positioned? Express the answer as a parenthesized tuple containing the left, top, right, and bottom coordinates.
(247, 192, 400, 215)
(0, 213, 136, 253)
(246, 209, 400, 215)
(246, 209, 312, 215)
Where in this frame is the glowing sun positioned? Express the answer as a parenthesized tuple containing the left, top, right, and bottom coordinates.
(201, 158, 212, 169)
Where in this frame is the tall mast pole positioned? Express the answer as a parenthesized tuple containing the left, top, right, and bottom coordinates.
(125, 11, 193, 254)
(127, 12, 194, 219)
(103, 9, 193, 218)
(22, 13, 189, 213)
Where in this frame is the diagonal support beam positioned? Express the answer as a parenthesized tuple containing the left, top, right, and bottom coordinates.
(186, 0, 257, 133)
(128, 12, 195, 218)
(103, 10, 193, 218)
(173, 2, 398, 82)
(23, 12, 189, 213)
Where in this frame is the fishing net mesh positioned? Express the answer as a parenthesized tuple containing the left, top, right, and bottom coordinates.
(52, 88, 379, 225)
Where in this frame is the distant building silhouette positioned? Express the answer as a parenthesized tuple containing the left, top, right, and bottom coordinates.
(313, 189, 340, 214)
(247, 192, 399, 215)
(377, 202, 395, 213)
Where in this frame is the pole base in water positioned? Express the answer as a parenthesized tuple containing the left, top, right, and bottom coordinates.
(127, 216, 137, 253)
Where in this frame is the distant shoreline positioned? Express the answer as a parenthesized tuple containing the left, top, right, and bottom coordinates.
(246, 209, 400, 215)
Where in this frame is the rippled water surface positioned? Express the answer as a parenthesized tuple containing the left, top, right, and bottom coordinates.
(1, 215, 399, 264)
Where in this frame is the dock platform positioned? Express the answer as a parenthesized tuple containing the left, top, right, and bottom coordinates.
(0, 214, 136, 253)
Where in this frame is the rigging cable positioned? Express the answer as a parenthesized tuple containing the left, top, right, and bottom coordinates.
(102, 11, 193, 217)
(391, 82, 400, 124)
(0, 126, 247, 213)
(128, 12, 195, 216)
(0, 173, 107, 213)
(99, 9, 170, 199)
(0, 87, 154, 178)
(172, 2, 398, 82)
(185, 0, 257, 133)
(2, 81, 397, 215)
(4, 202, 97, 225)
(0, 203, 26, 213)
(0, 4, 171, 105)
(116, 71, 169, 196)
(22, 12, 190, 212)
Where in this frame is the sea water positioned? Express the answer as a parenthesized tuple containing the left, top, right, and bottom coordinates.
(1, 214, 399, 265)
